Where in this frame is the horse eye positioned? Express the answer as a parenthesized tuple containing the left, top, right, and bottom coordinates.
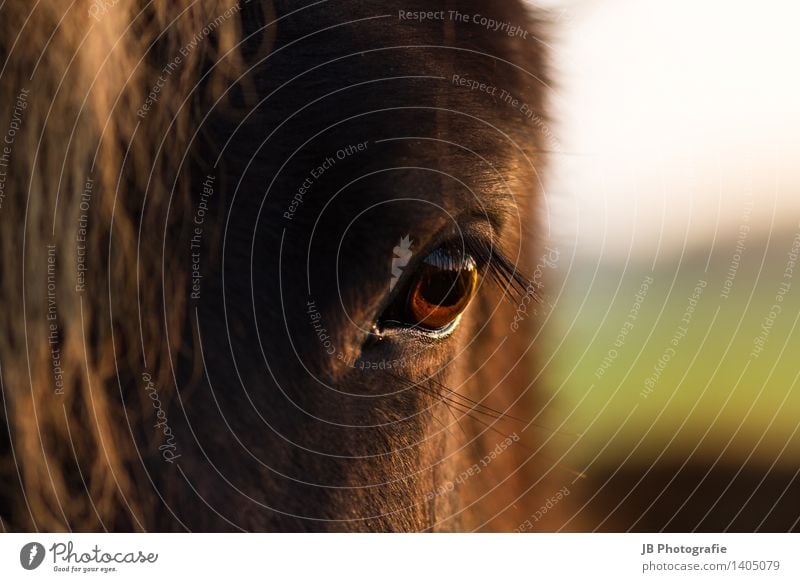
(392, 247, 479, 332)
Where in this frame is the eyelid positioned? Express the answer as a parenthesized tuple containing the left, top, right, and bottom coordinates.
(403, 219, 501, 283)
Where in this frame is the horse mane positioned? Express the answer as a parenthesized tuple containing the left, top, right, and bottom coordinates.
(0, 0, 253, 531)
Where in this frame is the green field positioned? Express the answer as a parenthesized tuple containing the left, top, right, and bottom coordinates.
(543, 227, 800, 468)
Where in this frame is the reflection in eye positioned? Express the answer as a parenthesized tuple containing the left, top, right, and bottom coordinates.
(407, 248, 478, 330)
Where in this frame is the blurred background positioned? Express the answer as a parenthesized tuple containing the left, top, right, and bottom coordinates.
(532, 0, 800, 530)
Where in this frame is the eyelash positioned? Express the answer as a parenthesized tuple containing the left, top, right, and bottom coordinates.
(451, 235, 533, 304)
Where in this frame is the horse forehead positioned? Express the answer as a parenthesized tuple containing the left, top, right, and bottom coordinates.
(254, 2, 531, 244)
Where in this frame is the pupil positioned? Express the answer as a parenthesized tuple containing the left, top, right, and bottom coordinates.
(419, 267, 470, 307)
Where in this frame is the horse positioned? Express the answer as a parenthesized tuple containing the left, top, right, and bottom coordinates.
(0, 0, 561, 531)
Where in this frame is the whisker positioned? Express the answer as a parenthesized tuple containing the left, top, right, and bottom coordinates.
(426, 375, 530, 423)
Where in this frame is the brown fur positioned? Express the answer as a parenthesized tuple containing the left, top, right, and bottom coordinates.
(0, 0, 561, 531)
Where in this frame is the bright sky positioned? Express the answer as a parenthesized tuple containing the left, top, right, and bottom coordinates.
(533, 0, 800, 258)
